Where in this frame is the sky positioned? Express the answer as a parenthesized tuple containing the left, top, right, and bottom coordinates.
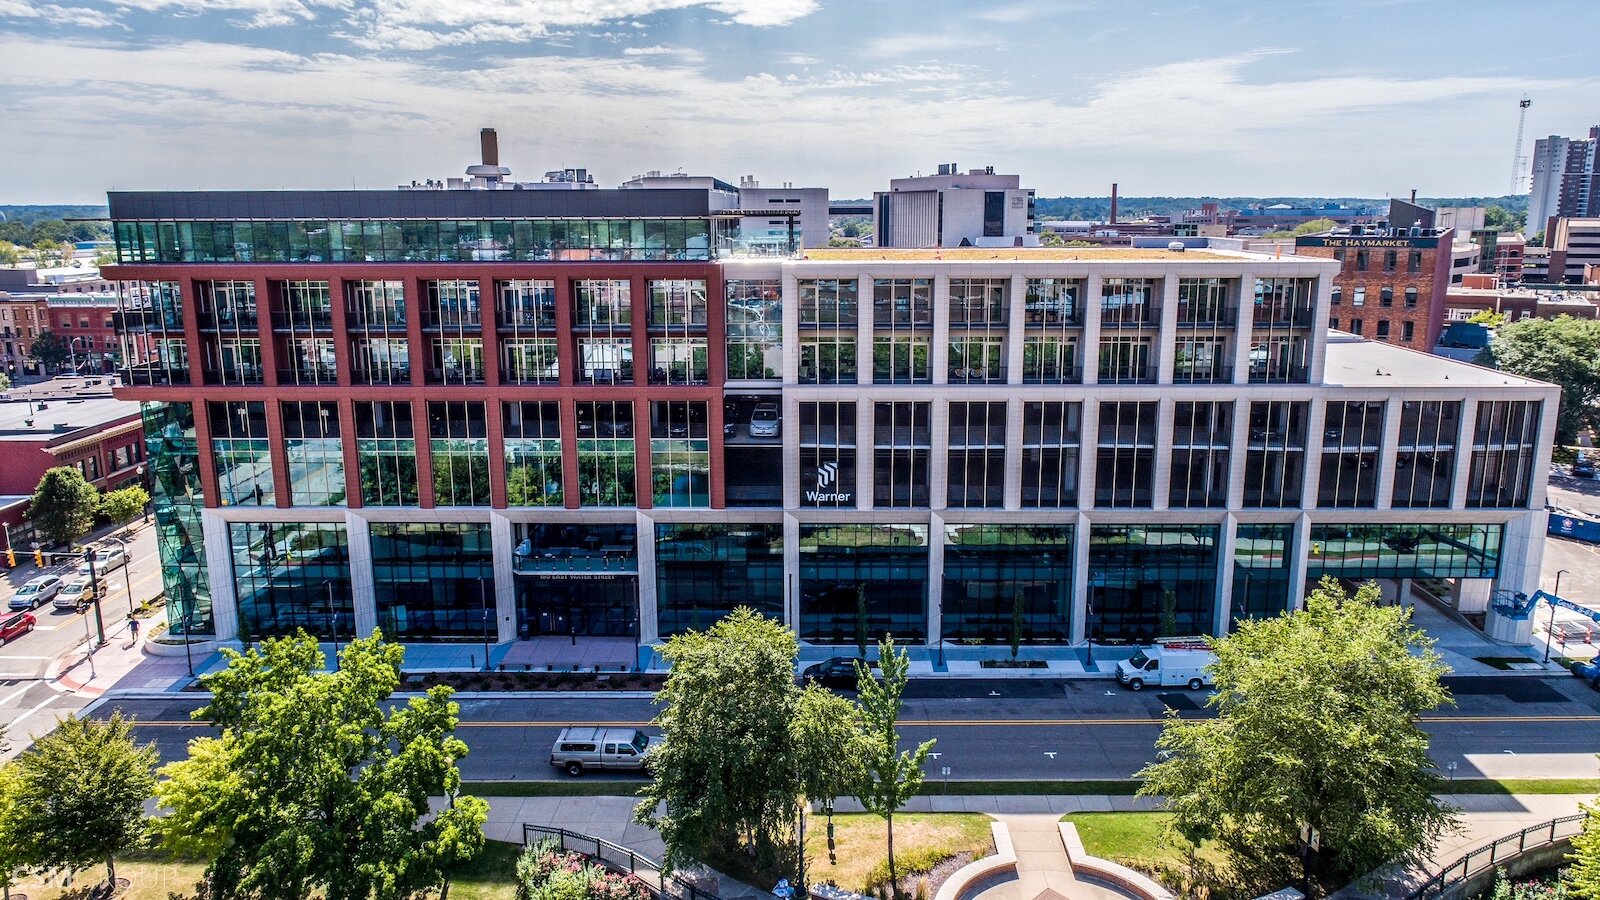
(0, 0, 1596, 204)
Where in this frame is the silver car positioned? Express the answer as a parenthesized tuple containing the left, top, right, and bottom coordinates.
(748, 403, 780, 438)
(10, 575, 62, 611)
(549, 727, 659, 777)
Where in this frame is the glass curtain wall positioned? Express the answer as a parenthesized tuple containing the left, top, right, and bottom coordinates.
(726, 279, 782, 380)
(874, 402, 930, 507)
(428, 401, 491, 506)
(1174, 278, 1234, 383)
(355, 401, 418, 506)
(575, 279, 633, 384)
(947, 402, 1005, 508)
(371, 524, 495, 641)
(948, 279, 1007, 383)
(1087, 525, 1219, 643)
(800, 402, 857, 508)
(648, 279, 709, 384)
(198, 281, 262, 385)
(1231, 523, 1294, 628)
(942, 525, 1073, 645)
(229, 522, 351, 641)
(872, 278, 931, 384)
(282, 401, 345, 506)
(798, 278, 858, 385)
(1318, 400, 1383, 507)
(271, 280, 335, 385)
(1308, 524, 1501, 579)
(798, 524, 929, 644)
(651, 401, 710, 506)
(1394, 401, 1459, 508)
(576, 400, 636, 506)
(118, 281, 188, 384)
(424, 279, 484, 385)
(1098, 278, 1158, 383)
(504, 401, 563, 506)
(145, 402, 212, 634)
(1095, 402, 1157, 507)
(1243, 401, 1308, 507)
(499, 279, 559, 384)
(1169, 401, 1231, 508)
(1021, 402, 1081, 507)
(346, 280, 410, 385)
(1467, 400, 1540, 508)
(1250, 277, 1313, 383)
(1022, 278, 1082, 383)
(208, 401, 274, 506)
(656, 524, 784, 635)
(513, 523, 639, 637)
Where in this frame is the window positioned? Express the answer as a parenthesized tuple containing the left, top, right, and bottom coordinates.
(1376, 321, 1390, 339)
(1170, 401, 1231, 508)
(1351, 318, 1364, 335)
(1308, 524, 1500, 580)
(1232, 524, 1294, 628)
(799, 334, 857, 384)
(231, 523, 351, 640)
(428, 338, 485, 385)
(1405, 287, 1418, 308)
(1176, 278, 1232, 325)
(949, 334, 1004, 383)
(352, 337, 409, 384)
(497, 279, 556, 330)
(370, 523, 494, 642)
(651, 401, 710, 507)
(1394, 401, 1459, 508)
(1380, 287, 1394, 307)
(1318, 401, 1383, 507)
(1352, 287, 1366, 306)
(1174, 338, 1228, 383)
(648, 279, 707, 327)
(1095, 402, 1157, 507)
(1384, 250, 1397, 272)
(576, 401, 635, 506)
(947, 402, 1005, 508)
(1331, 287, 1342, 306)
(356, 401, 417, 506)
(1100, 278, 1157, 326)
(943, 525, 1074, 644)
(428, 401, 490, 506)
(503, 401, 562, 507)
(726, 279, 781, 380)
(1098, 336, 1153, 383)
(798, 524, 928, 644)
(1356, 250, 1368, 271)
(800, 402, 857, 508)
(1022, 334, 1079, 383)
(209, 401, 274, 506)
(282, 401, 344, 506)
(874, 402, 930, 507)
(270, 280, 332, 332)
(1409, 251, 1422, 273)
(649, 337, 709, 384)
(872, 335, 930, 384)
(1088, 525, 1218, 643)
(656, 524, 784, 636)
(1330, 317, 1339, 330)
(502, 337, 560, 384)
(279, 336, 337, 385)
(1024, 278, 1081, 325)
(1467, 400, 1540, 508)
(797, 279, 858, 326)
(578, 337, 633, 384)
(422, 280, 481, 328)
(949, 279, 1008, 326)
(1243, 401, 1307, 507)
(574, 279, 631, 327)
(1402, 320, 1415, 342)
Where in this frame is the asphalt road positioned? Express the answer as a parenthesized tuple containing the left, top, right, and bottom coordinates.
(94, 674, 1600, 783)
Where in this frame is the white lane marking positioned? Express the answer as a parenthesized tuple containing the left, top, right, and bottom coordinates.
(0, 656, 52, 661)
(8, 694, 62, 730)
(0, 681, 35, 708)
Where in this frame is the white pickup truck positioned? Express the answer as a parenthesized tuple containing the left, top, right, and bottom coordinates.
(1115, 638, 1217, 691)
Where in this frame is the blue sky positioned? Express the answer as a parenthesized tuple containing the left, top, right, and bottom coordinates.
(0, 0, 1595, 204)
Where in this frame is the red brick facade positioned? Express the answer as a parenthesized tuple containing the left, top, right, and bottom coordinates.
(1295, 229, 1454, 350)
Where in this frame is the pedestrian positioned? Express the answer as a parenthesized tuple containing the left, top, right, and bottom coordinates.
(128, 616, 139, 640)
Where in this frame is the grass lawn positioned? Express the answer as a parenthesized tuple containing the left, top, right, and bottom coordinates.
(8, 842, 524, 900)
(1067, 812, 1227, 873)
(804, 813, 994, 894)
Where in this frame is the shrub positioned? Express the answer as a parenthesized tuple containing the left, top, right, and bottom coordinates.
(864, 846, 956, 891)
(514, 839, 651, 900)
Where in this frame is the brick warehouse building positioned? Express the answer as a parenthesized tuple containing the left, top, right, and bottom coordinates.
(106, 185, 1557, 661)
(1296, 226, 1455, 351)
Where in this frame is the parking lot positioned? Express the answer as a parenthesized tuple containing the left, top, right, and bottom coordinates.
(1540, 473, 1600, 658)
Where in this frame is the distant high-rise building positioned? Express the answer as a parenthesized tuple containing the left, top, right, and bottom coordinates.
(1528, 127, 1600, 237)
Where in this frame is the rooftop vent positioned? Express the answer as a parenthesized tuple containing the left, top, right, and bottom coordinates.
(1168, 241, 1186, 252)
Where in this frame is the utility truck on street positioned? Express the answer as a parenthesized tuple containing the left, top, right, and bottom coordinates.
(1115, 637, 1216, 691)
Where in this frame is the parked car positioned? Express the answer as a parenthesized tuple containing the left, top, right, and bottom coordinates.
(0, 611, 35, 645)
(1573, 460, 1596, 479)
(749, 403, 781, 438)
(1573, 659, 1600, 690)
(54, 577, 95, 610)
(9, 575, 62, 611)
(801, 657, 876, 690)
(1116, 638, 1217, 691)
(549, 727, 659, 777)
(76, 546, 127, 577)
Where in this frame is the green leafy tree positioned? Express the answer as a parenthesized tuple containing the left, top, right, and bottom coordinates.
(30, 239, 67, 267)
(1484, 205, 1525, 233)
(0, 751, 23, 900)
(0, 372, 10, 393)
(9, 712, 158, 891)
(27, 329, 72, 373)
(27, 466, 101, 545)
(637, 608, 801, 872)
(93, 248, 116, 267)
(1570, 799, 1600, 899)
(792, 685, 867, 889)
(1137, 578, 1458, 896)
(856, 584, 870, 659)
(1466, 309, 1509, 328)
(1291, 217, 1339, 236)
(26, 219, 71, 244)
(99, 486, 150, 524)
(153, 632, 488, 900)
(0, 242, 18, 266)
(852, 637, 935, 899)
(1479, 314, 1600, 444)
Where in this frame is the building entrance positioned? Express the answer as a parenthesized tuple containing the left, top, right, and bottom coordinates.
(516, 575, 640, 638)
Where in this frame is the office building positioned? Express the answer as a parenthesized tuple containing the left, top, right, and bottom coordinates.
(1294, 225, 1456, 352)
(0, 393, 146, 531)
(1544, 218, 1600, 284)
(873, 164, 1035, 248)
(105, 180, 1556, 659)
(1528, 127, 1600, 236)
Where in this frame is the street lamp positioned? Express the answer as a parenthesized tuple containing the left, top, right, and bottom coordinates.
(324, 580, 341, 671)
(478, 577, 492, 672)
(1544, 569, 1571, 663)
(1085, 598, 1095, 671)
(135, 463, 150, 522)
(83, 547, 106, 647)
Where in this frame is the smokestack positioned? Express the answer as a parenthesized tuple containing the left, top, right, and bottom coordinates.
(1110, 183, 1118, 225)
(1410, 188, 1417, 203)
(480, 128, 499, 167)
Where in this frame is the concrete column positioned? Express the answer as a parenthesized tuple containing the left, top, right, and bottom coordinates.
(856, 400, 875, 510)
(1497, 509, 1549, 599)
(1451, 400, 1478, 509)
(1375, 398, 1402, 510)
(782, 272, 801, 384)
(1290, 512, 1313, 611)
(1152, 397, 1174, 511)
(635, 510, 659, 645)
(1306, 272, 1332, 385)
(1214, 514, 1237, 637)
(857, 274, 873, 387)
(345, 512, 377, 638)
(929, 398, 950, 510)
(1301, 398, 1327, 510)
(201, 510, 239, 641)
(489, 512, 517, 642)
(784, 513, 801, 630)
(1529, 393, 1561, 509)
(1080, 274, 1102, 385)
(927, 511, 945, 646)
(1228, 399, 1250, 510)
(1078, 401, 1100, 510)
(1071, 511, 1091, 644)
(931, 274, 950, 386)
(1003, 396, 1024, 510)
(1006, 275, 1025, 386)
(1157, 275, 1179, 385)
(783, 392, 802, 510)
(1231, 272, 1255, 386)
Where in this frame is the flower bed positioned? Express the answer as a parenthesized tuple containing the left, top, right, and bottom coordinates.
(516, 838, 654, 900)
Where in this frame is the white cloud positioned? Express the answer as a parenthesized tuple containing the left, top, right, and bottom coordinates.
(0, 0, 122, 27)
(622, 44, 703, 60)
(863, 31, 964, 56)
(780, 52, 820, 65)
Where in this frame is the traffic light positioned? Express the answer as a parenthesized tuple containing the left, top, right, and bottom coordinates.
(4, 548, 13, 568)
(33, 548, 43, 567)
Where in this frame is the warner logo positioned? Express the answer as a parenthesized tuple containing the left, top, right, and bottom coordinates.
(805, 461, 851, 504)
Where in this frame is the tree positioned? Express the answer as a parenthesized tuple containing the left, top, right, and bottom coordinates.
(28, 329, 72, 373)
(0, 371, 10, 393)
(30, 239, 67, 268)
(636, 608, 801, 872)
(1569, 799, 1600, 899)
(1290, 218, 1339, 236)
(9, 712, 157, 891)
(1137, 579, 1458, 896)
(1465, 309, 1509, 328)
(0, 752, 23, 900)
(855, 584, 870, 658)
(791, 685, 867, 888)
(852, 637, 935, 899)
(1484, 205, 1525, 233)
(0, 242, 17, 267)
(153, 632, 488, 900)
(93, 248, 116, 267)
(27, 466, 100, 545)
(99, 485, 150, 524)
(1480, 315, 1600, 444)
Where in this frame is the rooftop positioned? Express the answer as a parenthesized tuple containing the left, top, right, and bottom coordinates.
(799, 247, 1246, 262)
(1322, 332, 1554, 389)
(0, 395, 141, 442)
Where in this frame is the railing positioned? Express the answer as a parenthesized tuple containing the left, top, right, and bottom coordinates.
(1401, 815, 1585, 900)
(522, 824, 727, 900)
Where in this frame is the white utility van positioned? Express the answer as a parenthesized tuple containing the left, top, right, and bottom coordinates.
(1115, 638, 1216, 691)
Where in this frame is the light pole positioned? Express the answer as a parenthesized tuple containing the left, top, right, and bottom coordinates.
(106, 535, 136, 615)
(1544, 569, 1570, 663)
(324, 579, 341, 671)
(84, 547, 106, 647)
(136, 463, 150, 522)
(478, 577, 492, 672)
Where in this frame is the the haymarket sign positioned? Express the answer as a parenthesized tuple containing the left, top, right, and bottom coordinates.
(1297, 236, 1440, 249)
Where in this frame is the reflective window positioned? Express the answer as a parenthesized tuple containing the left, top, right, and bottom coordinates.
(1467, 400, 1540, 508)
(502, 337, 560, 384)
(949, 334, 1003, 383)
(576, 401, 636, 506)
(428, 337, 485, 385)
(513, 523, 638, 637)
(355, 401, 417, 506)
(1231, 524, 1294, 630)
(208, 401, 273, 506)
(282, 401, 344, 506)
(497, 279, 556, 330)
(345, 280, 407, 330)
(799, 524, 928, 644)
(651, 401, 710, 507)
(801, 402, 857, 508)
(1170, 401, 1231, 508)
(574, 279, 632, 328)
(1308, 524, 1501, 579)
(118, 280, 187, 385)
(1176, 278, 1233, 325)
(797, 279, 859, 326)
(873, 278, 932, 326)
(872, 335, 930, 384)
(1318, 400, 1383, 508)
(799, 334, 857, 385)
(1024, 278, 1082, 325)
(874, 402, 930, 508)
(230, 523, 351, 641)
(1097, 336, 1154, 383)
(269, 279, 332, 332)
(1021, 334, 1080, 383)
(423, 279, 481, 328)
(649, 337, 709, 384)
(726, 279, 781, 380)
(371, 523, 495, 642)
(949, 279, 1008, 325)
(1250, 278, 1314, 384)
(1021, 402, 1081, 507)
(1394, 400, 1459, 508)
(277, 336, 337, 385)
(504, 401, 562, 507)
(943, 525, 1073, 645)
(1088, 525, 1219, 643)
(648, 279, 708, 327)
(1174, 337, 1229, 383)
(1096, 402, 1156, 508)
(1100, 278, 1157, 325)
(1243, 401, 1308, 507)
(656, 524, 784, 636)
(578, 337, 633, 384)
(145, 402, 211, 634)
(947, 402, 1005, 508)
(428, 401, 490, 506)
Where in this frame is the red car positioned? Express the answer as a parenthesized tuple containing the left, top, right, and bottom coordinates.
(0, 611, 36, 645)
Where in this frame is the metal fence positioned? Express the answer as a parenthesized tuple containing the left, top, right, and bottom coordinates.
(522, 824, 728, 900)
(1402, 814, 1586, 900)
